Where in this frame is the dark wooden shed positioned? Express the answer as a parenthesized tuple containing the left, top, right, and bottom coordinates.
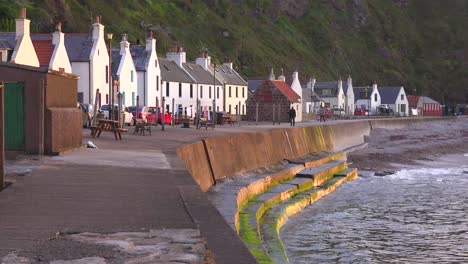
(0, 62, 82, 155)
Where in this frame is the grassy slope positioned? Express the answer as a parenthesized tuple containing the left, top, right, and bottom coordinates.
(1, 0, 467, 103)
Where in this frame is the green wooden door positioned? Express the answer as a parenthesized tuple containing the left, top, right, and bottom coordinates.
(5, 82, 24, 150)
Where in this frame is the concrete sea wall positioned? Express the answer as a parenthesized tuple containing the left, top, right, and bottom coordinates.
(176, 118, 443, 192)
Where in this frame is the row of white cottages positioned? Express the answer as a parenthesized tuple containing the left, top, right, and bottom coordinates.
(299, 77, 409, 116)
(0, 10, 248, 116)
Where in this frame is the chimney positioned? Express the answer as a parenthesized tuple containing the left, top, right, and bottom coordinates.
(223, 62, 233, 69)
(146, 30, 156, 52)
(166, 45, 186, 68)
(120, 33, 129, 55)
(50, 22, 72, 73)
(307, 77, 316, 91)
(195, 49, 210, 70)
(292, 71, 299, 82)
(92, 15, 104, 41)
(278, 68, 286, 82)
(347, 75, 352, 87)
(372, 81, 378, 91)
(11, 7, 39, 67)
(269, 68, 275, 80)
(15, 7, 29, 40)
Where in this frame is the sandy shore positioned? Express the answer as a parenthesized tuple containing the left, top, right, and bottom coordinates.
(347, 118, 468, 172)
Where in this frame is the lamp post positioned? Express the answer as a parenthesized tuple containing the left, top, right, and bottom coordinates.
(364, 86, 369, 116)
(107, 32, 113, 120)
(213, 63, 216, 129)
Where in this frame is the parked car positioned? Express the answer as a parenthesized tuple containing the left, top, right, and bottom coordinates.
(377, 105, 394, 115)
(156, 107, 172, 125)
(354, 108, 366, 116)
(77, 103, 94, 127)
(128, 106, 157, 125)
(99, 104, 133, 125)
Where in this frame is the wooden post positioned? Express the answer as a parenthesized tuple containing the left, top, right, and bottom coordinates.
(272, 103, 275, 125)
(117, 93, 122, 127)
(171, 98, 175, 127)
(0, 82, 4, 190)
(196, 99, 201, 130)
(238, 101, 241, 126)
(255, 102, 259, 125)
(39, 79, 45, 155)
(277, 103, 281, 125)
(92, 89, 99, 126)
(212, 99, 216, 129)
(136, 95, 140, 123)
(161, 97, 165, 131)
(156, 97, 159, 108)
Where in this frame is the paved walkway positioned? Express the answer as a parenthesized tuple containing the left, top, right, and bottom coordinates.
(1, 120, 332, 263)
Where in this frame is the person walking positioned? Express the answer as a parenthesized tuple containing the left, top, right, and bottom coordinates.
(319, 105, 326, 122)
(288, 107, 296, 126)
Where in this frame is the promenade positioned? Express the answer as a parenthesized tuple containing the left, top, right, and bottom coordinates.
(0, 120, 330, 264)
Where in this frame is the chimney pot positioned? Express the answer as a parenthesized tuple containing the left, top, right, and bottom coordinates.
(95, 16, 101, 24)
(19, 7, 26, 19)
(148, 30, 153, 39)
(56, 22, 62, 32)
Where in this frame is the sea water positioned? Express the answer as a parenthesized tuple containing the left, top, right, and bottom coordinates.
(281, 154, 468, 264)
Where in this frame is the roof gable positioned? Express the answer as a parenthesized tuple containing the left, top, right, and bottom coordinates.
(378, 87, 402, 104)
(32, 39, 53, 67)
(271, 80, 300, 102)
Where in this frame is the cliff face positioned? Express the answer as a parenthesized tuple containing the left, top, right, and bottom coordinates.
(1, 0, 467, 103)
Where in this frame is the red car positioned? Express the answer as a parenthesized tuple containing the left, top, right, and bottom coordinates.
(156, 107, 172, 125)
(354, 108, 366, 116)
(129, 106, 157, 125)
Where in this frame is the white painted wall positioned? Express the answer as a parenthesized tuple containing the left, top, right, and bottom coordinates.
(116, 35, 138, 107)
(136, 71, 145, 105)
(161, 81, 197, 115)
(290, 71, 303, 122)
(50, 31, 72, 73)
(11, 17, 39, 67)
(225, 85, 247, 114)
(89, 22, 109, 107)
(345, 77, 355, 115)
(145, 37, 160, 106)
(394, 87, 409, 116)
(72, 62, 91, 103)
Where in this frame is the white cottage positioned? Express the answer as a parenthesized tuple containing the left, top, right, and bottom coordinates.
(131, 31, 161, 106)
(378, 86, 409, 116)
(0, 8, 40, 66)
(302, 77, 323, 113)
(112, 33, 138, 107)
(289, 70, 303, 122)
(65, 16, 109, 106)
(313, 80, 346, 111)
(354, 83, 380, 115)
(343, 76, 355, 115)
(159, 56, 196, 115)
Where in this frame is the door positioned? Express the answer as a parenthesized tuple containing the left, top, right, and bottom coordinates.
(4, 82, 24, 150)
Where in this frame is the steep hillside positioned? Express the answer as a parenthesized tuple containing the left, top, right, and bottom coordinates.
(1, 0, 467, 103)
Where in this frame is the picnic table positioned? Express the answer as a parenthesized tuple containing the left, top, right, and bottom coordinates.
(91, 119, 128, 140)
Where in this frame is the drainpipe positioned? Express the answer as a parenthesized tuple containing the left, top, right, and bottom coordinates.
(39, 78, 46, 155)
(0, 81, 4, 190)
(88, 60, 92, 104)
(144, 71, 146, 106)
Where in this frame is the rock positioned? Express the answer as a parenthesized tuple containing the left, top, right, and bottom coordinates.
(87, 141, 98, 149)
(374, 170, 395, 176)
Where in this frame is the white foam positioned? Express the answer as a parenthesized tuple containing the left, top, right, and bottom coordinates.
(387, 167, 464, 180)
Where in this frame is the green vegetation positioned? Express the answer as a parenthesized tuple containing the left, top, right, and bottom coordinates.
(1, 0, 467, 102)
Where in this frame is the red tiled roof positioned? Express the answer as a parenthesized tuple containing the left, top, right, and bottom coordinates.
(270, 80, 300, 103)
(407, 95, 420, 108)
(32, 39, 54, 67)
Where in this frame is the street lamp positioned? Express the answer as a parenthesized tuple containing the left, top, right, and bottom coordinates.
(107, 32, 113, 120)
(364, 86, 369, 116)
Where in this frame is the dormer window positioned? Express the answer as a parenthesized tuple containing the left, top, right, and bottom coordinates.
(401, 94, 404, 100)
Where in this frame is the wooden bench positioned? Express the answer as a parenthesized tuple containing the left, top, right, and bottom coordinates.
(91, 120, 127, 140)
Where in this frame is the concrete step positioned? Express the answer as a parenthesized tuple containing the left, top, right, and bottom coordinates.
(296, 160, 348, 186)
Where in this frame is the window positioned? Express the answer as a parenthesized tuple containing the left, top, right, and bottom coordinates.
(77, 92, 84, 103)
(209, 86, 212, 99)
(155, 59, 158, 68)
(229, 86, 232, 97)
(106, 94, 109, 104)
(106, 66, 109, 83)
(156, 76, 159, 91)
(229, 104, 231, 113)
(132, 92, 135, 106)
(0, 51, 3, 61)
(242, 105, 245, 115)
(131, 70, 134, 82)
(122, 92, 125, 105)
(236, 87, 238, 98)
(242, 87, 245, 98)
(401, 94, 404, 100)
(190, 84, 193, 98)
(217, 87, 219, 99)
(98, 93, 102, 108)
(179, 83, 182, 98)
(217, 106, 219, 111)
(374, 93, 377, 102)
(166, 82, 170, 97)
(200, 85, 203, 98)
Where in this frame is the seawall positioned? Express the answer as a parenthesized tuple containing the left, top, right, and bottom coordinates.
(176, 117, 444, 192)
